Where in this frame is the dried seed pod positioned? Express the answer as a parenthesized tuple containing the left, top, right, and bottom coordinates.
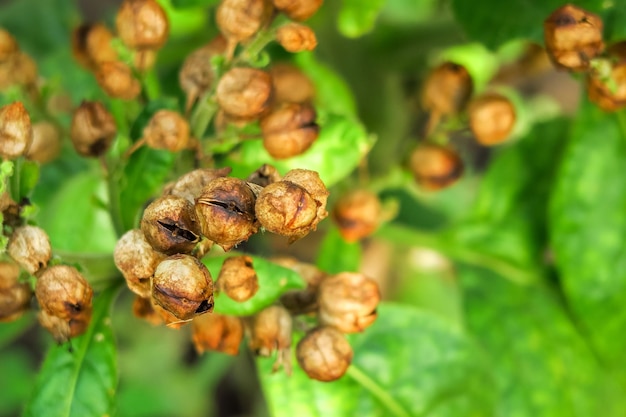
(296, 326, 352, 382)
(332, 189, 381, 243)
(195, 177, 259, 251)
(96, 61, 141, 100)
(283, 168, 328, 221)
(8, 226, 52, 275)
(164, 167, 232, 203)
(409, 143, 463, 191)
(273, 0, 323, 21)
(217, 256, 259, 302)
(192, 313, 243, 355)
(276, 23, 317, 53)
(114, 229, 166, 298)
(26, 121, 61, 163)
(274, 257, 326, 314)
(216, 0, 273, 43)
(260, 102, 319, 159)
(116, 0, 169, 50)
(35, 265, 93, 342)
(152, 254, 214, 321)
(216, 67, 273, 119)
(318, 272, 380, 333)
(142, 110, 191, 152)
(0, 102, 33, 159)
(0, 52, 37, 90)
(249, 305, 292, 372)
(421, 62, 473, 118)
(132, 295, 163, 325)
(587, 63, 626, 111)
(269, 63, 315, 104)
(141, 195, 201, 255)
(0, 262, 32, 322)
(71, 23, 118, 70)
(247, 163, 282, 187)
(544, 4, 604, 71)
(70, 101, 117, 157)
(0, 28, 18, 62)
(468, 93, 516, 146)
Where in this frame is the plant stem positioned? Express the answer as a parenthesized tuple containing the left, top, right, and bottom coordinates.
(345, 365, 411, 417)
(141, 68, 161, 102)
(190, 95, 218, 139)
(104, 157, 126, 237)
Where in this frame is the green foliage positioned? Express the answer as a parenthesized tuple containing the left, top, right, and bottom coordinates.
(338, 0, 386, 38)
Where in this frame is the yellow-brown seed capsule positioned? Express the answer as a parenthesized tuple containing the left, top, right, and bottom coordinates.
(276, 23, 317, 53)
(152, 254, 214, 321)
(332, 189, 381, 243)
(468, 93, 516, 146)
(192, 313, 243, 355)
(216, 67, 273, 119)
(216, 0, 273, 43)
(296, 326, 352, 382)
(409, 143, 463, 191)
(587, 63, 626, 112)
(142, 110, 191, 152)
(274, 256, 325, 314)
(272, 0, 323, 21)
(96, 61, 141, 100)
(217, 256, 259, 302)
(0, 28, 18, 62)
(421, 62, 473, 118)
(132, 295, 164, 326)
(71, 23, 118, 70)
(283, 168, 328, 222)
(260, 102, 319, 159)
(7, 226, 52, 275)
(116, 0, 169, 50)
(0, 262, 32, 322)
(269, 63, 315, 104)
(70, 101, 117, 157)
(544, 4, 604, 71)
(114, 229, 166, 298)
(249, 305, 292, 372)
(26, 121, 61, 164)
(164, 167, 232, 203)
(0, 52, 37, 90)
(246, 163, 282, 187)
(0, 102, 33, 159)
(141, 195, 201, 255)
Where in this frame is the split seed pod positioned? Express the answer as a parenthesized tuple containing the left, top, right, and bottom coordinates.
(260, 102, 319, 159)
(296, 326, 353, 382)
(283, 169, 328, 222)
(216, 0, 273, 43)
(8, 226, 52, 275)
(141, 195, 201, 255)
(116, 0, 169, 50)
(0, 102, 33, 160)
(70, 101, 117, 157)
(192, 313, 244, 355)
(217, 255, 259, 302)
(409, 143, 463, 191)
(246, 163, 282, 187)
(114, 229, 166, 298)
(272, 0, 323, 21)
(468, 93, 516, 146)
(96, 61, 141, 100)
(27, 121, 61, 163)
(142, 109, 191, 152)
(276, 23, 317, 53)
(164, 167, 232, 203)
(0, 262, 32, 322)
(332, 189, 381, 243)
(216, 67, 273, 119)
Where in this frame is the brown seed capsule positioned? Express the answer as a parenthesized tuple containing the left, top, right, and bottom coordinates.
(195, 177, 259, 251)
(0, 102, 33, 159)
(587, 63, 626, 112)
(26, 121, 61, 163)
(468, 93, 516, 146)
(318, 272, 380, 333)
(216, 67, 273, 119)
(71, 23, 118, 70)
(269, 63, 315, 104)
(70, 101, 117, 157)
(132, 296, 164, 326)
(409, 143, 463, 191)
(332, 190, 381, 243)
(260, 102, 319, 159)
(0, 52, 37, 90)
(0, 28, 18, 62)
(114, 229, 166, 298)
(192, 313, 243, 355)
(96, 61, 141, 100)
(150, 299, 188, 329)
(283, 168, 328, 221)
(422, 62, 473, 121)
(274, 256, 325, 314)
(276, 23, 317, 53)
(217, 256, 259, 302)
(273, 0, 323, 21)
(8, 226, 52, 276)
(142, 110, 191, 152)
(152, 254, 214, 321)
(141, 195, 201, 255)
(0, 262, 32, 322)
(247, 163, 282, 187)
(296, 326, 352, 382)
(164, 167, 232, 203)
(116, 0, 169, 50)
(216, 0, 273, 43)
(544, 4, 604, 71)
(249, 305, 292, 372)
(35, 265, 93, 342)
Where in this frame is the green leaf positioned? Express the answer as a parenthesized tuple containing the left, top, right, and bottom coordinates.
(316, 227, 362, 274)
(258, 303, 495, 417)
(0, 349, 36, 417)
(0, 314, 34, 350)
(550, 99, 626, 382)
(203, 255, 305, 316)
(9, 159, 40, 203)
(24, 284, 121, 417)
(338, 0, 386, 38)
(460, 265, 626, 416)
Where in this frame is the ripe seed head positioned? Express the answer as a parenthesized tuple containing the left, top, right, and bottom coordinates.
(248, 305, 292, 356)
(216, 67, 273, 119)
(71, 23, 118, 70)
(70, 101, 117, 157)
(0, 262, 32, 322)
(468, 93, 516, 146)
(247, 164, 282, 187)
(0, 102, 33, 160)
(0, 28, 18, 62)
(270, 63, 315, 104)
(179, 36, 227, 111)
(192, 313, 244, 355)
(96, 61, 141, 100)
(261, 102, 319, 159)
(587, 62, 626, 111)
(421, 62, 473, 117)
(142, 109, 191, 152)
(217, 256, 259, 302)
(116, 0, 169, 50)
(27, 121, 61, 163)
(283, 169, 328, 221)
(0, 52, 37, 90)
(8, 226, 52, 276)
(332, 189, 381, 243)
(296, 326, 353, 382)
(132, 295, 164, 326)
(216, 0, 273, 42)
(409, 143, 464, 191)
(114, 229, 166, 298)
(164, 167, 232, 204)
(141, 195, 201, 255)
(276, 23, 317, 53)
(272, 0, 323, 21)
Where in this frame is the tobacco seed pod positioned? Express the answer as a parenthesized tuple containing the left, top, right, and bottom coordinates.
(276, 23, 317, 53)
(587, 63, 626, 111)
(332, 189, 381, 243)
(283, 168, 328, 221)
(260, 102, 319, 159)
(270, 63, 315, 104)
(216, 67, 273, 119)
(421, 62, 473, 118)
(318, 272, 380, 333)
(217, 255, 259, 302)
(0, 52, 37, 90)
(247, 163, 282, 187)
(249, 305, 292, 372)
(35, 265, 93, 342)
(409, 143, 463, 191)
(141, 195, 201, 255)
(0, 102, 33, 159)
(0, 28, 18, 62)
(116, 0, 169, 50)
(152, 254, 214, 321)
(468, 93, 516, 146)
(114, 229, 166, 298)
(296, 326, 353, 382)
(272, 0, 323, 21)
(70, 101, 117, 157)
(544, 4, 604, 71)
(216, 0, 273, 43)
(142, 110, 191, 152)
(195, 177, 259, 251)
(164, 167, 232, 203)
(132, 295, 164, 326)
(71, 23, 118, 70)
(192, 313, 244, 355)
(274, 256, 326, 314)
(8, 226, 52, 275)
(26, 121, 61, 163)
(96, 61, 141, 100)
(0, 262, 32, 322)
